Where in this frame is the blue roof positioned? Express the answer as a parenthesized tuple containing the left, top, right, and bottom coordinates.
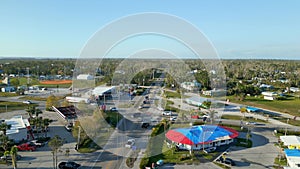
(284, 149, 300, 157)
(246, 106, 259, 112)
(170, 125, 238, 144)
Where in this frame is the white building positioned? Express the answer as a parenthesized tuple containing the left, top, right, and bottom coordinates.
(181, 80, 201, 91)
(4, 116, 30, 143)
(290, 87, 300, 93)
(261, 91, 277, 100)
(77, 74, 94, 80)
(280, 135, 300, 149)
(284, 149, 300, 168)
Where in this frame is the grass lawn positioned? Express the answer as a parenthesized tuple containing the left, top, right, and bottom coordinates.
(221, 115, 267, 123)
(19, 96, 48, 101)
(226, 95, 300, 117)
(164, 90, 182, 98)
(0, 92, 19, 97)
(0, 101, 36, 113)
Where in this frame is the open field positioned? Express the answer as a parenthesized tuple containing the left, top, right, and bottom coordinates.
(227, 95, 300, 117)
(39, 80, 72, 85)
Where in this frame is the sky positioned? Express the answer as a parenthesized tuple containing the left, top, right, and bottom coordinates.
(0, 0, 299, 60)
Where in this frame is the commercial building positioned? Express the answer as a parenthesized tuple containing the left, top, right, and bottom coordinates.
(284, 149, 300, 168)
(165, 125, 238, 151)
(185, 96, 210, 107)
(4, 116, 30, 143)
(280, 135, 300, 149)
(181, 80, 201, 91)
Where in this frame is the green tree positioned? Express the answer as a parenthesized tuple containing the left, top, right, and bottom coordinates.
(46, 95, 59, 111)
(3, 150, 10, 165)
(0, 135, 12, 151)
(10, 145, 18, 169)
(10, 78, 20, 87)
(0, 122, 11, 136)
(48, 135, 64, 169)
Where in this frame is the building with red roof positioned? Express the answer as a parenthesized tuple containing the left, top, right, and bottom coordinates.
(165, 125, 238, 151)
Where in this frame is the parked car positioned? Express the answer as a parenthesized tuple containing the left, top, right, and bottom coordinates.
(125, 139, 135, 148)
(217, 157, 236, 166)
(162, 111, 172, 116)
(141, 122, 150, 128)
(191, 115, 199, 119)
(224, 158, 236, 166)
(0, 154, 22, 161)
(169, 116, 177, 121)
(22, 100, 32, 104)
(203, 147, 216, 153)
(65, 123, 73, 132)
(17, 143, 36, 151)
(29, 140, 45, 147)
(58, 161, 81, 169)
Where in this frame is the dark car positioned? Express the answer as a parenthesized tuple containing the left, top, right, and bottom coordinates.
(141, 122, 150, 128)
(0, 154, 22, 161)
(58, 161, 81, 169)
(65, 123, 73, 132)
(224, 158, 236, 166)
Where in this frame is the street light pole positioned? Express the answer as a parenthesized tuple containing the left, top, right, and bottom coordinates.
(285, 118, 289, 136)
(77, 126, 81, 150)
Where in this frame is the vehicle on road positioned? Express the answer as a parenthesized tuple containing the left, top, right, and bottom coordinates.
(0, 154, 22, 161)
(110, 107, 118, 111)
(23, 100, 32, 104)
(162, 111, 172, 116)
(125, 139, 135, 148)
(246, 121, 257, 125)
(58, 161, 81, 169)
(17, 143, 36, 151)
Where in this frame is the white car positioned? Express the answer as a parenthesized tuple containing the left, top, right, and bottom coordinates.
(23, 100, 32, 104)
(246, 121, 257, 125)
(125, 139, 135, 148)
(162, 111, 172, 116)
(170, 117, 177, 121)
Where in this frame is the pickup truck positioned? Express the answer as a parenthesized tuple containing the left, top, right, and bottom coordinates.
(17, 143, 36, 151)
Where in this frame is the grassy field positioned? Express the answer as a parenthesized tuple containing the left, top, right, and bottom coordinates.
(0, 92, 18, 97)
(9, 77, 72, 88)
(221, 115, 267, 123)
(0, 101, 35, 113)
(19, 96, 48, 101)
(227, 95, 300, 117)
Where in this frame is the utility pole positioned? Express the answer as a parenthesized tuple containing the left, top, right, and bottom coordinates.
(77, 126, 81, 150)
(26, 67, 30, 86)
(285, 118, 289, 136)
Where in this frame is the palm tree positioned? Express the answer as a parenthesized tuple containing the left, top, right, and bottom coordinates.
(26, 106, 35, 119)
(42, 118, 51, 137)
(0, 135, 11, 151)
(10, 145, 18, 169)
(48, 135, 64, 169)
(0, 122, 11, 136)
(3, 150, 10, 165)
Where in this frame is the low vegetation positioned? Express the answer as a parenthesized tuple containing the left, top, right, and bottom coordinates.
(0, 101, 36, 113)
